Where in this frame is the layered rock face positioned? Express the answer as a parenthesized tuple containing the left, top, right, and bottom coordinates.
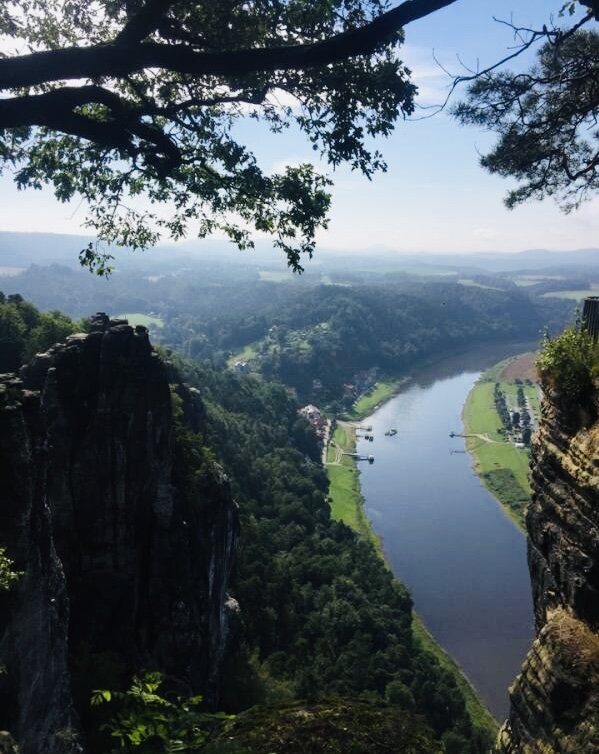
(0, 315, 239, 753)
(497, 385, 599, 753)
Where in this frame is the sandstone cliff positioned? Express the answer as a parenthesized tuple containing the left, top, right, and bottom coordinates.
(497, 382, 599, 753)
(0, 314, 239, 753)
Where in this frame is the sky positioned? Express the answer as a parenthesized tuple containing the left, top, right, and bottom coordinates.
(0, 0, 597, 255)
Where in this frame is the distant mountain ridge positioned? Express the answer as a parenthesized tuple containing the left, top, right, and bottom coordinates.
(1, 230, 599, 274)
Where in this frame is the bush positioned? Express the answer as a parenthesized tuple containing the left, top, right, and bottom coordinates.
(385, 679, 415, 709)
(0, 547, 21, 591)
(91, 673, 229, 753)
(537, 325, 599, 399)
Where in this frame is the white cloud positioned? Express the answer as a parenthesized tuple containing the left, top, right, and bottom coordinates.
(401, 44, 455, 107)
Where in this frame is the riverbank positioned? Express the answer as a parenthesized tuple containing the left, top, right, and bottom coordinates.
(326, 422, 383, 556)
(345, 377, 407, 420)
(325, 410, 499, 741)
(462, 354, 539, 531)
(411, 614, 499, 739)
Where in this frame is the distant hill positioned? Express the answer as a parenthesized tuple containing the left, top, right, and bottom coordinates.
(2, 230, 599, 276)
(0, 231, 94, 267)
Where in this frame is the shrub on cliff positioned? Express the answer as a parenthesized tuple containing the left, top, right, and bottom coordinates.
(0, 547, 21, 591)
(537, 325, 599, 399)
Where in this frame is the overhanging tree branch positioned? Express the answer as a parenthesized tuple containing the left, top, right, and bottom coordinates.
(0, 0, 457, 90)
(0, 85, 181, 169)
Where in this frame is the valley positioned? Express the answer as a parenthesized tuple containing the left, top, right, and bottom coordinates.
(1, 2, 599, 749)
(0, 239, 596, 753)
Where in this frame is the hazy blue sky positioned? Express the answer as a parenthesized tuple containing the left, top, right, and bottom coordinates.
(1, 0, 597, 254)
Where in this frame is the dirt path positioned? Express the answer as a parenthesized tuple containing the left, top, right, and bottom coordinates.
(325, 420, 356, 467)
(471, 432, 501, 444)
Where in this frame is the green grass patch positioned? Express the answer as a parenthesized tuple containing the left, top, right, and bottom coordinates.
(541, 290, 592, 300)
(525, 384, 541, 415)
(327, 464, 365, 531)
(258, 270, 293, 283)
(326, 425, 381, 554)
(457, 278, 500, 290)
(480, 468, 529, 518)
(348, 379, 406, 420)
(227, 342, 260, 367)
(463, 374, 533, 530)
(463, 381, 505, 440)
(115, 312, 164, 328)
(513, 275, 564, 287)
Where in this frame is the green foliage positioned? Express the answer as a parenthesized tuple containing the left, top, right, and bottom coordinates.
(480, 469, 529, 520)
(0, 546, 22, 591)
(442, 730, 471, 754)
(385, 678, 416, 709)
(219, 282, 558, 404)
(0, 1, 418, 271)
(91, 672, 229, 753)
(0, 291, 77, 371)
(537, 324, 599, 398)
(454, 28, 599, 212)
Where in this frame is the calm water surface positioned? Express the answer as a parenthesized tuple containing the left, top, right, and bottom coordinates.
(356, 345, 535, 720)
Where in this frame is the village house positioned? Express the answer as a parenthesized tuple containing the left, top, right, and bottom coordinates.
(299, 404, 326, 440)
(233, 360, 250, 374)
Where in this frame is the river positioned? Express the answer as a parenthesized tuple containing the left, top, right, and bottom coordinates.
(355, 344, 536, 721)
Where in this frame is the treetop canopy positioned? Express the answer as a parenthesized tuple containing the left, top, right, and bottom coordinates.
(1, 0, 596, 273)
(0, 0, 456, 273)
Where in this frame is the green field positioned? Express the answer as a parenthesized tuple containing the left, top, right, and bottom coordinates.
(326, 425, 381, 553)
(347, 378, 406, 420)
(502, 382, 541, 416)
(463, 371, 534, 530)
(115, 312, 164, 328)
(542, 289, 594, 300)
(457, 278, 500, 290)
(258, 270, 293, 282)
(513, 274, 563, 287)
(325, 424, 499, 738)
(227, 342, 259, 367)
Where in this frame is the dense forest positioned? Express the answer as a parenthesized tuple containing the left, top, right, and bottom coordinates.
(211, 283, 570, 403)
(1, 260, 572, 407)
(169, 356, 494, 752)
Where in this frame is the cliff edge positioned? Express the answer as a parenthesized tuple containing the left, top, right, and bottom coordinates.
(0, 314, 239, 753)
(497, 378, 599, 753)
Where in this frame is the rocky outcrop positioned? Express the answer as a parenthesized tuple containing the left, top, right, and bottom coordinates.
(0, 378, 76, 754)
(497, 384, 599, 753)
(0, 315, 239, 753)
